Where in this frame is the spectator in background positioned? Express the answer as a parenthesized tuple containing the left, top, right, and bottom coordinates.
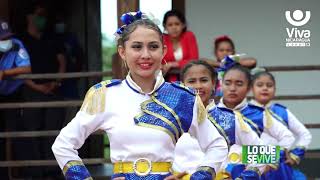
(202, 35, 256, 68)
(161, 10, 199, 82)
(0, 20, 31, 97)
(19, 2, 66, 179)
(0, 20, 31, 179)
(53, 11, 84, 99)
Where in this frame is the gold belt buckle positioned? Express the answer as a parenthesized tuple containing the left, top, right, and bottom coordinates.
(133, 158, 152, 176)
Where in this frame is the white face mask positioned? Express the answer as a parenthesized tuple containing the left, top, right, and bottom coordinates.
(0, 39, 13, 52)
(55, 23, 65, 34)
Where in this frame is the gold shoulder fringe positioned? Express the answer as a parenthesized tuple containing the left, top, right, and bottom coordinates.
(196, 94, 207, 124)
(234, 111, 250, 132)
(264, 109, 274, 129)
(80, 82, 108, 115)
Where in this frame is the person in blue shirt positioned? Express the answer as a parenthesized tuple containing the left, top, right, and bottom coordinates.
(0, 20, 31, 96)
(0, 19, 31, 178)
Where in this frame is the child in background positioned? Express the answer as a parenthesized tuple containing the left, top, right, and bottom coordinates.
(251, 71, 311, 180)
(161, 10, 199, 82)
(203, 35, 256, 69)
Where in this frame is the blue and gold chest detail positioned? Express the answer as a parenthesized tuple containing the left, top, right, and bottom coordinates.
(134, 82, 196, 144)
(80, 79, 122, 115)
(269, 103, 289, 127)
(241, 104, 264, 137)
(208, 107, 236, 147)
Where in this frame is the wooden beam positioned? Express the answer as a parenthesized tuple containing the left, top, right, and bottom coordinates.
(272, 95, 320, 100)
(0, 152, 319, 167)
(0, 130, 104, 138)
(0, 100, 82, 109)
(305, 152, 320, 159)
(1, 95, 320, 109)
(0, 158, 110, 167)
(117, 0, 139, 28)
(9, 64, 320, 81)
(0, 123, 319, 139)
(0, 0, 9, 21)
(172, 0, 185, 15)
(265, 65, 320, 72)
(85, 0, 102, 85)
(305, 124, 320, 129)
(13, 71, 113, 80)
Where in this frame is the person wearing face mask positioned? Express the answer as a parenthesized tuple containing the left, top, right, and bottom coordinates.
(0, 20, 31, 178)
(19, 2, 66, 179)
(0, 20, 31, 94)
(53, 12, 83, 100)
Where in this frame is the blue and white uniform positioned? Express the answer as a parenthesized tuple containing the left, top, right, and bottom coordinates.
(251, 100, 312, 180)
(250, 100, 311, 161)
(218, 98, 295, 149)
(52, 72, 228, 180)
(173, 101, 264, 179)
(218, 99, 295, 179)
(0, 38, 30, 95)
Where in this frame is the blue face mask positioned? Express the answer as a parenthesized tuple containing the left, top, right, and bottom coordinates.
(0, 39, 13, 52)
(55, 23, 65, 34)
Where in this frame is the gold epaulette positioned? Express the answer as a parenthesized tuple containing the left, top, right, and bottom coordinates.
(80, 80, 121, 115)
(196, 94, 207, 124)
(234, 111, 250, 132)
(264, 109, 274, 129)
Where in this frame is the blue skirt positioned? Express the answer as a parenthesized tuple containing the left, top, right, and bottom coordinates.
(261, 151, 293, 180)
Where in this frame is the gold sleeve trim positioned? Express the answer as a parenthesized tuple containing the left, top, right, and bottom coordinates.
(63, 160, 84, 175)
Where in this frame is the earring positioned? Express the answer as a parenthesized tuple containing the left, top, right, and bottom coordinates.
(163, 59, 168, 66)
(122, 59, 129, 71)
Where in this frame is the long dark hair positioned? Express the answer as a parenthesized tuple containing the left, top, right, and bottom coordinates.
(181, 60, 217, 82)
(252, 71, 275, 86)
(214, 35, 235, 54)
(117, 19, 163, 47)
(162, 10, 187, 32)
(223, 65, 251, 87)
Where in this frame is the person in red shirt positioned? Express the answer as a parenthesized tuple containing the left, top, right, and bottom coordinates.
(161, 10, 199, 82)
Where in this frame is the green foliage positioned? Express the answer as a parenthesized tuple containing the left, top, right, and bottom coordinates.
(101, 35, 114, 154)
(104, 135, 110, 158)
(102, 34, 116, 71)
(102, 34, 116, 80)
